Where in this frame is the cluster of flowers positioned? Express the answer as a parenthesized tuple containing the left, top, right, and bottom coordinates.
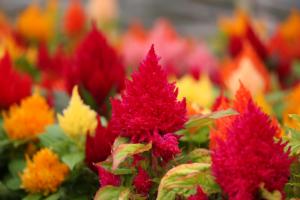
(0, 1, 300, 200)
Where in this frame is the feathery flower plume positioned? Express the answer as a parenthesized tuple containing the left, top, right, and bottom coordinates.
(3, 93, 54, 140)
(110, 45, 186, 161)
(21, 148, 69, 195)
(58, 86, 98, 139)
(66, 26, 125, 107)
(0, 52, 32, 110)
(212, 100, 292, 200)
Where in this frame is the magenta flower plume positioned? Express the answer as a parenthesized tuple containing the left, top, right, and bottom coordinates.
(110, 45, 187, 161)
(66, 25, 125, 106)
(96, 166, 120, 187)
(85, 118, 116, 172)
(212, 100, 292, 200)
(188, 186, 208, 200)
(133, 167, 152, 195)
(0, 52, 32, 109)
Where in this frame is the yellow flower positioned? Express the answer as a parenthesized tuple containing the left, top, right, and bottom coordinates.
(21, 148, 69, 195)
(16, 2, 56, 42)
(58, 86, 97, 139)
(176, 74, 214, 108)
(3, 93, 54, 140)
(283, 84, 300, 129)
(254, 93, 272, 115)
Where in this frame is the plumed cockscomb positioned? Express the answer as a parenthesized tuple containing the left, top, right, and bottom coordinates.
(133, 167, 152, 195)
(212, 100, 292, 200)
(110, 46, 186, 161)
(0, 53, 32, 109)
(96, 166, 120, 187)
(66, 25, 125, 107)
(85, 118, 116, 171)
(188, 186, 208, 200)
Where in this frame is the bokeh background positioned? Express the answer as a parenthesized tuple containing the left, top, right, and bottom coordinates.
(1, 0, 300, 38)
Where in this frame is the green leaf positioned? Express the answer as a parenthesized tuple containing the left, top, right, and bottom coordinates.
(62, 152, 84, 170)
(4, 176, 21, 190)
(186, 109, 237, 129)
(8, 159, 26, 177)
(187, 149, 211, 163)
(157, 163, 219, 200)
(94, 186, 130, 200)
(38, 124, 76, 156)
(112, 141, 151, 170)
(22, 193, 42, 200)
(44, 192, 61, 200)
(52, 90, 70, 113)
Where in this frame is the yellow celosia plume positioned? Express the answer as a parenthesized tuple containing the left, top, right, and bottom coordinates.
(57, 86, 98, 139)
(177, 74, 214, 109)
(21, 148, 69, 195)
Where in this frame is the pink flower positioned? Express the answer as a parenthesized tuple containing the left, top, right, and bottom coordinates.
(212, 100, 292, 200)
(188, 186, 208, 200)
(133, 167, 152, 195)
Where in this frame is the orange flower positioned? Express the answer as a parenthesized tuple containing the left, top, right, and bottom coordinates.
(283, 84, 300, 129)
(16, 2, 55, 42)
(21, 148, 69, 195)
(63, 0, 86, 36)
(221, 43, 270, 96)
(3, 93, 54, 140)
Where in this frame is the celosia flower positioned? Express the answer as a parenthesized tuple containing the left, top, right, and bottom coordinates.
(96, 166, 120, 187)
(133, 167, 152, 195)
(37, 43, 68, 91)
(212, 100, 292, 200)
(85, 118, 116, 171)
(121, 20, 220, 81)
(210, 84, 282, 149)
(16, 2, 55, 42)
(219, 9, 268, 60)
(21, 148, 69, 195)
(176, 74, 214, 108)
(110, 46, 186, 161)
(58, 86, 98, 139)
(188, 186, 208, 200)
(63, 0, 86, 36)
(221, 43, 270, 96)
(151, 131, 180, 162)
(0, 52, 32, 109)
(283, 84, 300, 129)
(65, 26, 125, 107)
(3, 93, 54, 140)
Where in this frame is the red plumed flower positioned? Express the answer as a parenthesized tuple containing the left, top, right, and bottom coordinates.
(66, 26, 125, 106)
(188, 186, 208, 200)
(37, 43, 68, 90)
(85, 118, 116, 172)
(212, 100, 292, 200)
(110, 46, 186, 160)
(133, 167, 152, 195)
(96, 166, 120, 187)
(0, 53, 32, 109)
(152, 131, 180, 162)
